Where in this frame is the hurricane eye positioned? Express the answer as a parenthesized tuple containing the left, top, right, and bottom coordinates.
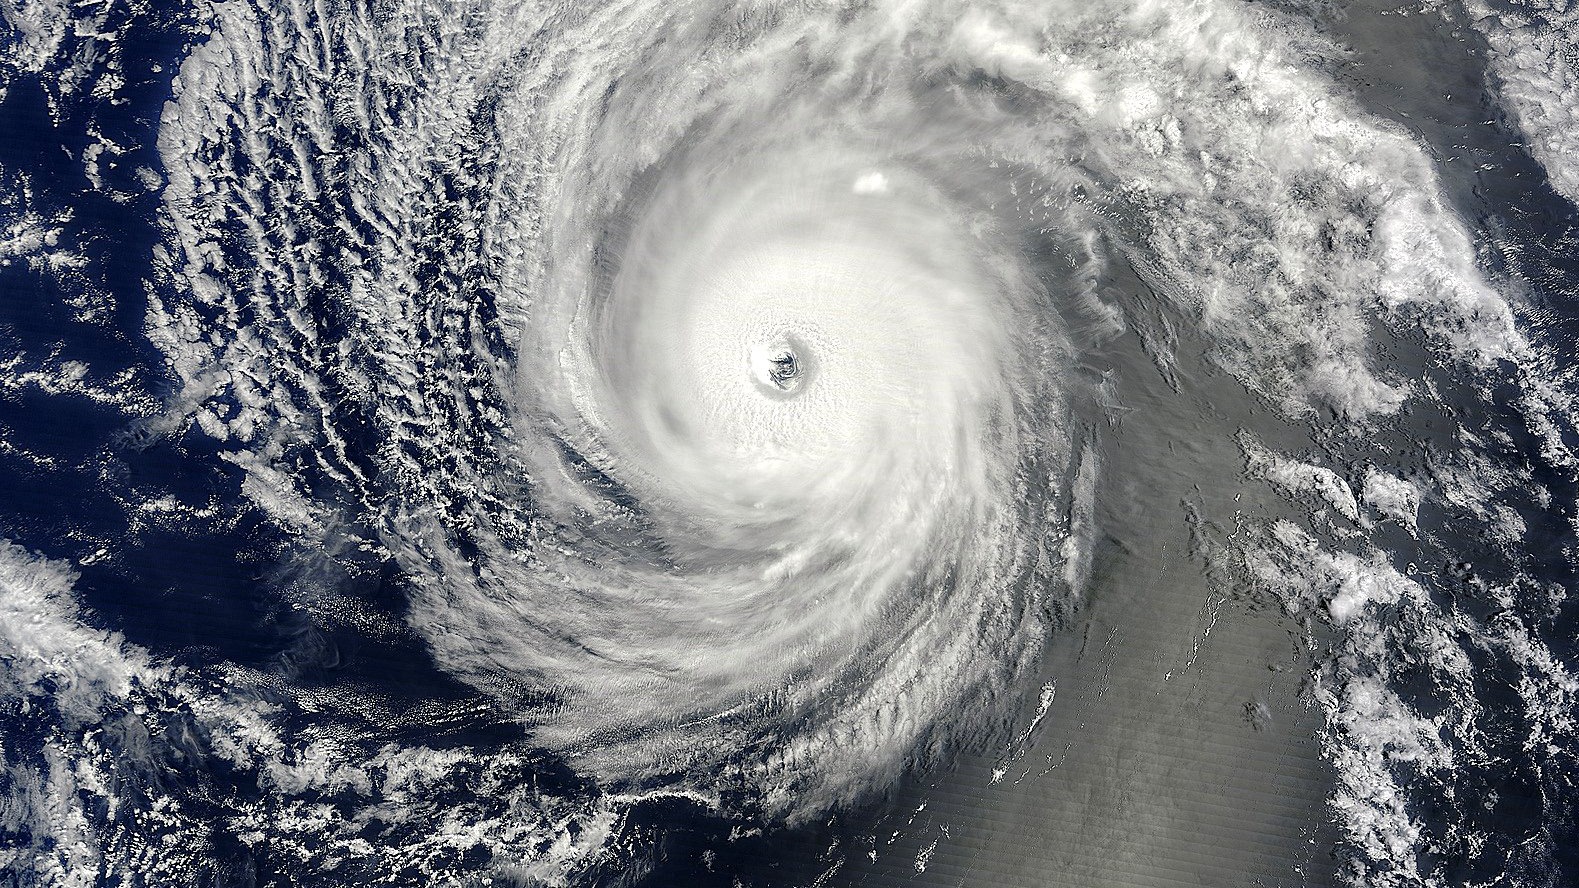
(768, 351, 799, 386)
(751, 336, 812, 396)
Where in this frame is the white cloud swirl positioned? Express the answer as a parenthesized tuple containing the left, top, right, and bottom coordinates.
(146, 0, 1561, 865)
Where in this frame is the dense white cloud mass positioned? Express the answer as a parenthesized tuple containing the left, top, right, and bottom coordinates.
(1466, 0, 1579, 204)
(1, 0, 1576, 883)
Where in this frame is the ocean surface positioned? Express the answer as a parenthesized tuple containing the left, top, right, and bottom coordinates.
(1, 0, 1577, 885)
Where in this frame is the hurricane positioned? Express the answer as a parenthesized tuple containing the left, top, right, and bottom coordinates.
(2, 0, 1577, 885)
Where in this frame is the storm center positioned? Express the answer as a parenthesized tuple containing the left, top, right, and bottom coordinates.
(751, 336, 811, 396)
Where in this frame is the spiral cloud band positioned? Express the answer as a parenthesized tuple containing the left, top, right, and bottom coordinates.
(154, 0, 1504, 808)
(76, 0, 1571, 879)
(436, 88, 1077, 815)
